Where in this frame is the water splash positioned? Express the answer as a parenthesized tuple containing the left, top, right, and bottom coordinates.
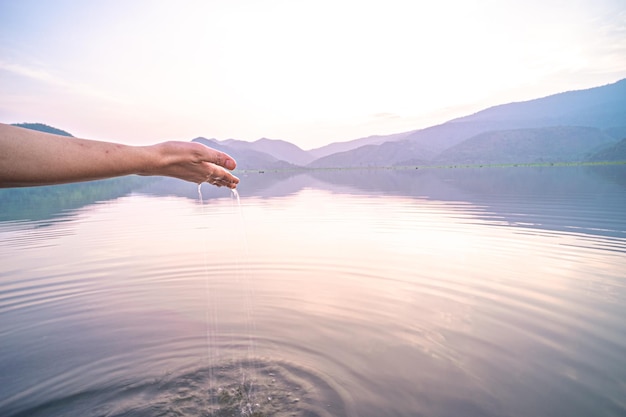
(11, 360, 351, 416)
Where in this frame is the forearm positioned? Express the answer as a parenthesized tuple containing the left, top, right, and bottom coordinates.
(0, 123, 239, 188)
(0, 123, 153, 187)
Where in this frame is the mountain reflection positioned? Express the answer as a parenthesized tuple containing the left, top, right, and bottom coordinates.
(0, 176, 155, 222)
(1, 165, 624, 239)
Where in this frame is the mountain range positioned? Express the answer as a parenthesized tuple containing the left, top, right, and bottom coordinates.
(192, 78, 626, 169)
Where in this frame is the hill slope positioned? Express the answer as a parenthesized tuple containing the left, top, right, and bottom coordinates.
(192, 137, 298, 170)
(433, 126, 617, 165)
(450, 78, 626, 128)
(11, 122, 74, 137)
(222, 138, 314, 166)
(308, 78, 626, 167)
(586, 137, 626, 162)
(308, 130, 417, 159)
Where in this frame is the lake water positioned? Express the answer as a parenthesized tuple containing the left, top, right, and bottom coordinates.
(1, 165, 625, 417)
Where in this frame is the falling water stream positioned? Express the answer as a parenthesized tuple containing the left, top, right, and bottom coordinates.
(195, 185, 313, 417)
(197, 184, 258, 416)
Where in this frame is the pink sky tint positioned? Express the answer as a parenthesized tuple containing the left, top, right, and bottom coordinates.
(1, 0, 625, 149)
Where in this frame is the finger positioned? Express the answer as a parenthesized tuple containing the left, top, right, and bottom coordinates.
(204, 148, 237, 170)
(205, 170, 239, 188)
(207, 178, 236, 189)
(213, 176, 239, 188)
(205, 163, 238, 181)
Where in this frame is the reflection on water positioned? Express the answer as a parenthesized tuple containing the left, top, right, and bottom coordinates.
(1, 166, 625, 417)
(0, 176, 155, 222)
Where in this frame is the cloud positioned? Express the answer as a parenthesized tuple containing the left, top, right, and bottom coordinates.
(0, 60, 124, 103)
(0, 61, 57, 83)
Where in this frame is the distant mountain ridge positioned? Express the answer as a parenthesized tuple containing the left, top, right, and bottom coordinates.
(11, 122, 73, 137)
(309, 78, 626, 167)
(220, 137, 314, 166)
(433, 126, 616, 165)
(449, 78, 626, 127)
(192, 137, 300, 171)
(12, 78, 626, 170)
(308, 130, 417, 159)
(196, 78, 626, 169)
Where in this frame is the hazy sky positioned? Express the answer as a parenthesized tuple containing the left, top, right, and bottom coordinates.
(1, 0, 625, 149)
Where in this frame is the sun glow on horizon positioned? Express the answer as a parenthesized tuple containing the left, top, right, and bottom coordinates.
(1, 0, 625, 148)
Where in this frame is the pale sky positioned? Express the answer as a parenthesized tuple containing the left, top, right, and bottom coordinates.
(1, 0, 625, 150)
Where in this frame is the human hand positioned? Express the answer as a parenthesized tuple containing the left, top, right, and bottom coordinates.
(143, 141, 240, 188)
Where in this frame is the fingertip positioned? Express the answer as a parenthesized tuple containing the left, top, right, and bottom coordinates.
(226, 159, 236, 170)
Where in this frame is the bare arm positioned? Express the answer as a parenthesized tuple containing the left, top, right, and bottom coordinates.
(0, 123, 239, 188)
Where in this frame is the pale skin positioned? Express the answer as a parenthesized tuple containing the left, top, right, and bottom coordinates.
(0, 123, 239, 188)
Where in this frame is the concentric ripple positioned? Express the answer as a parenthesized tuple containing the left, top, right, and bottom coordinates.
(7, 358, 353, 417)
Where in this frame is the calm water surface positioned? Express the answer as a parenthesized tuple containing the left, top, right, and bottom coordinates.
(1, 166, 625, 417)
